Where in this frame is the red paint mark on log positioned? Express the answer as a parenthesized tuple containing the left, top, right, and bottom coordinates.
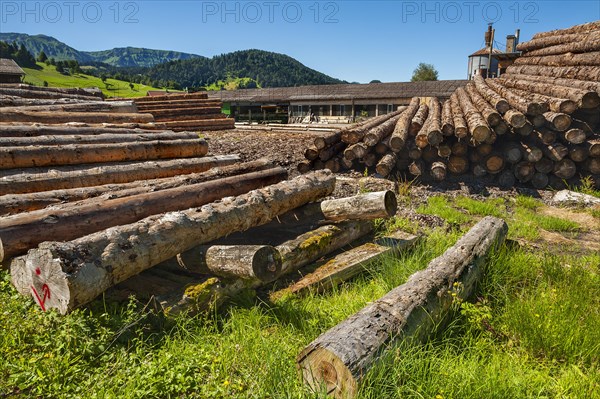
(31, 284, 51, 312)
(35, 268, 41, 275)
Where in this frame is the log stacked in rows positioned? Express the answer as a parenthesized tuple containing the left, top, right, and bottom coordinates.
(131, 92, 235, 132)
(298, 21, 600, 189)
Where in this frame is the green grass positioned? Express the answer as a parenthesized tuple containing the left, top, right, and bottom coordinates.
(22, 63, 163, 98)
(416, 196, 470, 225)
(1, 198, 598, 398)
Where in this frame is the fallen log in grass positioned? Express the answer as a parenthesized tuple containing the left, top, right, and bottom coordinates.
(10, 171, 335, 314)
(297, 216, 507, 398)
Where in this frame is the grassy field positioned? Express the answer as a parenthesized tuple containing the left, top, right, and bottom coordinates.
(1, 189, 599, 398)
(21, 63, 163, 98)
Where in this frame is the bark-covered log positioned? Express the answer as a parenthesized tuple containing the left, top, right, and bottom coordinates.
(0, 159, 271, 216)
(441, 99, 455, 136)
(553, 158, 577, 179)
(407, 140, 422, 160)
(465, 83, 502, 126)
(504, 142, 524, 164)
(131, 92, 208, 102)
(176, 245, 281, 282)
(0, 168, 287, 262)
(0, 125, 168, 137)
(9, 171, 336, 313)
(530, 114, 546, 129)
(567, 145, 589, 163)
(447, 155, 469, 174)
(315, 132, 342, 150)
(341, 110, 404, 144)
(409, 102, 429, 135)
(484, 153, 505, 174)
(0, 101, 136, 114)
(0, 87, 103, 101)
(416, 97, 443, 147)
(319, 142, 347, 162)
(506, 64, 600, 83)
(499, 77, 600, 109)
(0, 110, 154, 124)
(389, 97, 421, 152)
(472, 163, 487, 177)
(523, 32, 600, 57)
(421, 146, 439, 163)
(375, 153, 397, 177)
(437, 143, 452, 158)
(0, 139, 208, 170)
(514, 161, 536, 182)
(273, 231, 419, 300)
(451, 140, 468, 156)
(448, 92, 468, 139)
(517, 30, 600, 52)
(321, 191, 397, 222)
(325, 158, 341, 173)
(473, 75, 510, 114)
(343, 143, 368, 161)
(530, 21, 600, 40)
(485, 79, 546, 116)
(520, 142, 543, 163)
(408, 160, 424, 176)
(362, 153, 379, 168)
(504, 74, 600, 100)
(543, 142, 569, 162)
(364, 113, 404, 147)
(585, 158, 600, 174)
(297, 160, 313, 174)
(297, 217, 507, 398)
(544, 112, 572, 132)
(498, 79, 578, 114)
(513, 51, 600, 67)
(456, 87, 491, 143)
(502, 109, 527, 129)
(0, 155, 239, 195)
(304, 146, 319, 161)
(430, 161, 447, 181)
(535, 157, 555, 174)
(587, 139, 600, 157)
(498, 170, 516, 188)
(531, 172, 549, 189)
(534, 127, 558, 145)
(160, 118, 235, 132)
(0, 131, 200, 147)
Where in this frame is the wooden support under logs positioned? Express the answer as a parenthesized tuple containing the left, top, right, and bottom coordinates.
(10, 171, 336, 314)
(297, 216, 508, 398)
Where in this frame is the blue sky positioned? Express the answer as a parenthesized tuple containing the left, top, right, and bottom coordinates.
(1, 0, 599, 82)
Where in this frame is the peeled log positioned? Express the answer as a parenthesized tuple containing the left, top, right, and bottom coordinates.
(456, 87, 491, 143)
(321, 191, 397, 222)
(0, 168, 288, 262)
(389, 97, 421, 152)
(176, 245, 281, 282)
(297, 217, 508, 398)
(506, 65, 600, 83)
(9, 171, 336, 314)
(0, 139, 208, 170)
(0, 131, 200, 147)
(446, 95, 468, 141)
(0, 101, 137, 114)
(0, 159, 270, 215)
(473, 75, 510, 114)
(0, 155, 239, 195)
(0, 125, 170, 137)
(0, 110, 154, 124)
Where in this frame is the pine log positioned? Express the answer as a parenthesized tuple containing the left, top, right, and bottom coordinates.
(0, 110, 154, 124)
(315, 132, 342, 150)
(297, 217, 507, 398)
(363, 113, 404, 147)
(160, 118, 235, 132)
(534, 127, 558, 145)
(298, 160, 313, 174)
(421, 146, 440, 163)
(131, 92, 208, 102)
(305, 146, 319, 161)
(344, 143, 368, 161)
(504, 142, 523, 164)
(587, 139, 600, 157)
(544, 112, 572, 132)
(441, 100, 454, 136)
(273, 230, 419, 300)
(512, 51, 600, 67)
(0, 84, 103, 98)
(9, 171, 336, 313)
(455, 87, 491, 143)
(499, 77, 600, 109)
(0, 95, 92, 107)
(498, 79, 578, 114)
(0, 101, 137, 114)
(374, 138, 390, 155)
(484, 153, 505, 174)
(530, 114, 547, 129)
(408, 160, 424, 176)
(450, 92, 469, 139)
(531, 172, 549, 189)
(535, 157, 555, 174)
(504, 74, 600, 101)
(325, 158, 341, 173)
(407, 140, 422, 160)
(473, 75, 510, 114)
(0, 87, 102, 101)
(497, 170, 516, 188)
(0, 168, 287, 262)
(568, 145, 589, 163)
(430, 161, 447, 181)
(375, 153, 397, 177)
(524, 34, 600, 57)
(520, 142, 543, 163)
(0, 125, 170, 137)
(0, 155, 239, 195)
(319, 142, 347, 162)
(543, 142, 569, 162)
(409, 102, 429, 135)
(585, 158, 600, 174)
(514, 162, 536, 182)
(143, 106, 223, 119)
(362, 153, 378, 168)
(389, 97, 421, 152)
(321, 191, 397, 222)
(465, 83, 502, 126)
(0, 159, 270, 215)
(0, 131, 201, 147)
(0, 139, 208, 170)
(341, 110, 404, 144)
(515, 122, 534, 136)
(451, 140, 468, 156)
(176, 245, 282, 282)
(485, 79, 545, 116)
(136, 100, 223, 111)
(503, 109, 527, 129)
(472, 163, 488, 177)
(506, 65, 600, 83)
(518, 29, 600, 51)
(437, 143, 452, 158)
(553, 159, 577, 179)
(447, 155, 469, 175)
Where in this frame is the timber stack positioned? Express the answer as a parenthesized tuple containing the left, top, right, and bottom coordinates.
(130, 92, 235, 132)
(298, 21, 600, 189)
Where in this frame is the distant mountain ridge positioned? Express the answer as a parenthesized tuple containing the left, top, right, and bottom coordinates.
(0, 33, 201, 67)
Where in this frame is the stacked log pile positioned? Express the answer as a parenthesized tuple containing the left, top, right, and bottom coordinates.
(298, 21, 600, 189)
(131, 92, 235, 132)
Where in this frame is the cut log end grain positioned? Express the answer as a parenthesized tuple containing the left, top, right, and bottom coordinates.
(321, 191, 398, 221)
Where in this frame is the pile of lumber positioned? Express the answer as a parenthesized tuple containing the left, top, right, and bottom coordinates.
(131, 92, 235, 132)
(299, 21, 600, 189)
(0, 83, 104, 101)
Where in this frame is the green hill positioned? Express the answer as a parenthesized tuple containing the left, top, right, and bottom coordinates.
(0, 33, 201, 67)
(22, 63, 162, 98)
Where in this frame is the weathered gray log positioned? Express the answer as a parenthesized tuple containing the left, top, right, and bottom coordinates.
(0, 159, 271, 215)
(0, 168, 287, 262)
(0, 155, 238, 195)
(375, 153, 397, 177)
(506, 64, 600, 83)
(473, 75, 510, 114)
(176, 245, 282, 282)
(456, 87, 491, 143)
(297, 216, 507, 398)
(9, 171, 336, 314)
(449, 92, 469, 139)
(389, 97, 421, 152)
(272, 230, 419, 300)
(320, 191, 397, 221)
